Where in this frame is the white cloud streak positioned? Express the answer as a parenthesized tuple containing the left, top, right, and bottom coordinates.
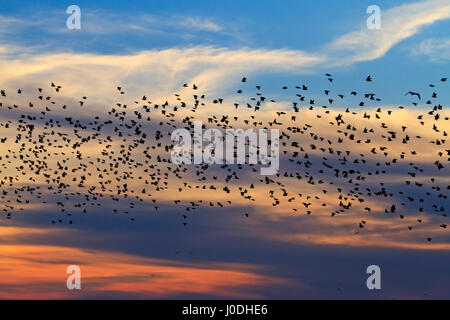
(411, 37, 450, 62)
(326, 0, 450, 64)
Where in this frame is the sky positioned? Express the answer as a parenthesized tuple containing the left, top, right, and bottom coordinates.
(0, 0, 449, 299)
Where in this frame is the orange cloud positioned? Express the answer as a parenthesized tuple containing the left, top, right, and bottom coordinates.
(0, 239, 284, 299)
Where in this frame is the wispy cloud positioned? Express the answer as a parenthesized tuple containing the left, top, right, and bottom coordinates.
(411, 37, 450, 62)
(326, 0, 450, 65)
(0, 46, 326, 102)
(79, 12, 226, 35)
(0, 10, 227, 36)
(179, 16, 224, 32)
(0, 241, 284, 299)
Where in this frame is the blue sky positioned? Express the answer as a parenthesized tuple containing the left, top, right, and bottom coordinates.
(1, 0, 449, 106)
(0, 0, 449, 299)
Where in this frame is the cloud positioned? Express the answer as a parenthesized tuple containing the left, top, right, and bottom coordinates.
(0, 0, 449, 300)
(179, 17, 224, 32)
(0, 10, 226, 37)
(411, 37, 450, 62)
(0, 0, 448, 99)
(78, 12, 226, 35)
(0, 241, 284, 299)
(0, 46, 326, 104)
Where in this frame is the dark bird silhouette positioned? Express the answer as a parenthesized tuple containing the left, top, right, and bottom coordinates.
(405, 91, 421, 100)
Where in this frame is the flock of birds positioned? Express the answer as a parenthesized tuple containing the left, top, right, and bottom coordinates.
(0, 74, 448, 243)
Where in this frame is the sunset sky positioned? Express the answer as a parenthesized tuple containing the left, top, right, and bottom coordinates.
(0, 0, 449, 299)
